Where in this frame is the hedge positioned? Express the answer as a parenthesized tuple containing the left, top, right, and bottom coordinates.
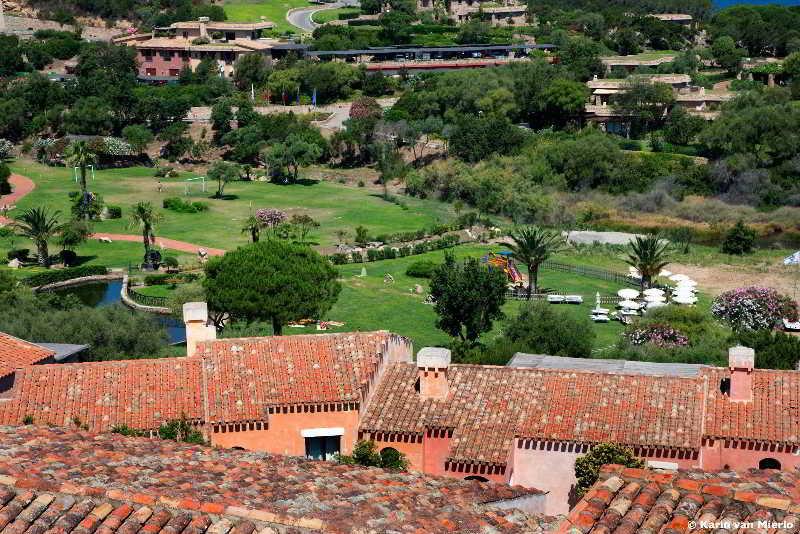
(143, 272, 200, 286)
(25, 265, 109, 287)
(330, 234, 460, 265)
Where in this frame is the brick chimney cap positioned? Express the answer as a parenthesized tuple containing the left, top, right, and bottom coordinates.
(729, 345, 755, 370)
(417, 347, 451, 369)
(183, 301, 208, 323)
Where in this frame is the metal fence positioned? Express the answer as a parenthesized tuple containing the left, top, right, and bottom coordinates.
(505, 291, 623, 304)
(128, 286, 169, 308)
(541, 261, 640, 288)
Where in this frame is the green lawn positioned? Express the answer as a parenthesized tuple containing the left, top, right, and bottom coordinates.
(8, 160, 455, 252)
(311, 7, 360, 24)
(276, 244, 628, 350)
(223, 0, 312, 33)
(134, 285, 180, 298)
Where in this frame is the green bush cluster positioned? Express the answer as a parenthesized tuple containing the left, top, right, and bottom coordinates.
(405, 260, 438, 278)
(24, 265, 108, 287)
(143, 272, 199, 286)
(330, 235, 460, 265)
(162, 197, 209, 213)
(106, 205, 122, 219)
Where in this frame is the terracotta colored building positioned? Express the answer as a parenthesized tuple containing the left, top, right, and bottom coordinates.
(1, 304, 799, 515)
(114, 18, 279, 79)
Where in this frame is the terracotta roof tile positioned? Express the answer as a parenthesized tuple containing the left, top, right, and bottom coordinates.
(0, 332, 54, 378)
(361, 363, 705, 466)
(702, 368, 800, 443)
(199, 332, 399, 423)
(0, 358, 203, 430)
(558, 464, 800, 533)
(0, 425, 554, 534)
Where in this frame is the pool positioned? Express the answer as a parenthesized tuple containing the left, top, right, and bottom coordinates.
(53, 281, 186, 344)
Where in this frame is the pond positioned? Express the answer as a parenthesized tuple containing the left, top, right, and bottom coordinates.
(54, 281, 186, 344)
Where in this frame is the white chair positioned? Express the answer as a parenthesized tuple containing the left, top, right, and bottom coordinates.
(547, 295, 565, 304)
(565, 295, 583, 304)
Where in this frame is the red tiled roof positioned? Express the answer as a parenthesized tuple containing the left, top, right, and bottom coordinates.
(0, 358, 203, 430)
(0, 425, 554, 534)
(0, 332, 404, 431)
(702, 368, 800, 444)
(0, 332, 54, 378)
(557, 463, 800, 533)
(199, 331, 398, 423)
(361, 363, 706, 466)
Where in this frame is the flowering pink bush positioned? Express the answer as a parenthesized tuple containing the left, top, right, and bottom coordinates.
(625, 323, 689, 348)
(255, 208, 287, 228)
(711, 286, 798, 331)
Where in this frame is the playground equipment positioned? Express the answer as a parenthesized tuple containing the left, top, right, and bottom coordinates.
(73, 165, 95, 183)
(482, 251, 523, 284)
(184, 176, 207, 195)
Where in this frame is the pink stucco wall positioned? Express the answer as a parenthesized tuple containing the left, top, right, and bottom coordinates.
(701, 440, 800, 472)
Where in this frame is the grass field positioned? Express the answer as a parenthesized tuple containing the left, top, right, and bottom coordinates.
(223, 0, 312, 33)
(311, 7, 360, 24)
(8, 160, 455, 252)
(246, 243, 630, 349)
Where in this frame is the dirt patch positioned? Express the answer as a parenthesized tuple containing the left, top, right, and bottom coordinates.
(668, 262, 800, 298)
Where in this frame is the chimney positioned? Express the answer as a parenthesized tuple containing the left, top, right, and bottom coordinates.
(198, 16, 209, 38)
(184, 302, 216, 357)
(728, 346, 754, 402)
(417, 347, 451, 400)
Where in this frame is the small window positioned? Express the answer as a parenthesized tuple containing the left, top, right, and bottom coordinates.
(305, 436, 340, 461)
(465, 475, 489, 482)
(720, 378, 731, 395)
(759, 458, 781, 470)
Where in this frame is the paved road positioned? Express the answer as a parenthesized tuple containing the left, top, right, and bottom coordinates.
(286, 1, 357, 32)
(0, 174, 35, 223)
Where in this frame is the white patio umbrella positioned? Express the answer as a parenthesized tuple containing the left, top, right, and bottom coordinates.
(659, 269, 672, 277)
(644, 294, 666, 302)
(673, 289, 696, 297)
(676, 280, 697, 288)
(619, 300, 641, 309)
(669, 274, 690, 282)
(673, 296, 698, 305)
(617, 288, 640, 299)
(647, 301, 667, 309)
(643, 288, 665, 296)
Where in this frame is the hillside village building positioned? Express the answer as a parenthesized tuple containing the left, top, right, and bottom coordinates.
(1, 303, 799, 515)
(585, 74, 735, 128)
(114, 18, 279, 79)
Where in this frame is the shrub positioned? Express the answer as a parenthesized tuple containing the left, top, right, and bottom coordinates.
(337, 440, 408, 470)
(106, 205, 122, 219)
(163, 197, 209, 213)
(330, 253, 349, 265)
(382, 247, 397, 260)
(366, 248, 383, 261)
(399, 246, 412, 257)
(412, 242, 428, 255)
(625, 323, 689, 348)
(575, 443, 644, 497)
(59, 249, 78, 266)
(711, 286, 798, 331)
(737, 329, 800, 370)
(162, 256, 179, 268)
(24, 265, 108, 287)
(7, 248, 29, 261)
(406, 260, 438, 278)
(351, 251, 364, 263)
(143, 272, 199, 286)
(721, 220, 757, 255)
(504, 301, 595, 357)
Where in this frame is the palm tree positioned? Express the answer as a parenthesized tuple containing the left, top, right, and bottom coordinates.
(128, 202, 162, 265)
(64, 141, 97, 220)
(624, 234, 671, 290)
(241, 215, 261, 243)
(502, 226, 565, 299)
(13, 207, 62, 267)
